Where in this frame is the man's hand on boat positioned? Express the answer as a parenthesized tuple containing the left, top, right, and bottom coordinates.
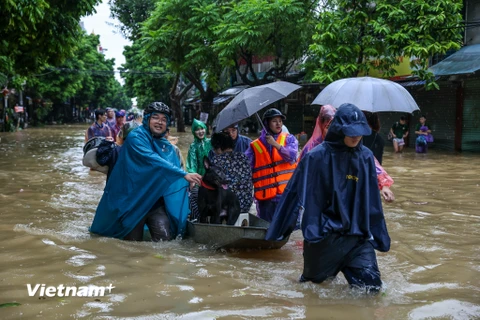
(185, 173, 202, 185)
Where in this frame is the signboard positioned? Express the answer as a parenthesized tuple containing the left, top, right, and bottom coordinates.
(14, 105, 24, 113)
(199, 112, 209, 124)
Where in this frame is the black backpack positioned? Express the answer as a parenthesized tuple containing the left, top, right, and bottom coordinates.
(96, 140, 121, 179)
(83, 137, 105, 155)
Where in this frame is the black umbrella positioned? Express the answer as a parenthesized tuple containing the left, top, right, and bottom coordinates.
(214, 81, 301, 132)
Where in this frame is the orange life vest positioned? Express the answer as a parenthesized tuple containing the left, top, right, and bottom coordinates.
(251, 133, 297, 201)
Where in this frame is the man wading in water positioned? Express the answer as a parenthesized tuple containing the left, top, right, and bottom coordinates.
(90, 102, 201, 241)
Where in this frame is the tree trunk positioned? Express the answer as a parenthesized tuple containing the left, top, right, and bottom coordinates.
(170, 96, 185, 132)
(201, 87, 216, 129)
(169, 73, 194, 133)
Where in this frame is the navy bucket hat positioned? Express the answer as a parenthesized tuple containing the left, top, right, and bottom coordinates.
(330, 103, 371, 137)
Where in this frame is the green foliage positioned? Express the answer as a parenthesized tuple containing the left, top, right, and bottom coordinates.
(142, 0, 224, 93)
(307, 0, 463, 88)
(108, 0, 157, 40)
(214, 0, 318, 85)
(26, 33, 131, 123)
(0, 0, 101, 78)
(0, 302, 21, 308)
(120, 42, 172, 109)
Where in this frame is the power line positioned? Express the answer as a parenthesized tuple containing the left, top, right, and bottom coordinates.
(34, 67, 173, 76)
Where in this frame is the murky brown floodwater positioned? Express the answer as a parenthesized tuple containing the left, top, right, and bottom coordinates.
(0, 125, 479, 320)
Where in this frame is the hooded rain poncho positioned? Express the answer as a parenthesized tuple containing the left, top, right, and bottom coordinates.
(186, 119, 212, 176)
(90, 113, 190, 239)
(265, 104, 390, 253)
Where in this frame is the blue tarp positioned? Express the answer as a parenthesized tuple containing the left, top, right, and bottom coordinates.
(429, 44, 480, 76)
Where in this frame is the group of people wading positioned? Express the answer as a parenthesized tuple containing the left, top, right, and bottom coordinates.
(89, 100, 394, 293)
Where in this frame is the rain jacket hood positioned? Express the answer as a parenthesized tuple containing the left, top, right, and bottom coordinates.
(186, 119, 212, 175)
(191, 119, 207, 142)
(299, 105, 336, 160)
(90, 124, 190, 239)
(142, 112, 169, 138)
(266, 103, 390, 252)
(326, 103, 371, 143)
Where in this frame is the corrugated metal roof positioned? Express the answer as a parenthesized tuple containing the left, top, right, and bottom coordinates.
(219, 85, 249, 96)
(212, 95, 233, 105)
(429, 44, 480, 76)
(398, 80, 426, 87)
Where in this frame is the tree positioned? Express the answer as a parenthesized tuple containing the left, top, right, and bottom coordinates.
(214, 0, 318, 86)
(0, 0, 101, 79)
(120, 42, 172, 110)
(142, 0, 225, 131)
(307, 0, 463, 89)
(108, 0, 157, 40)
(26, 33, 131, 123)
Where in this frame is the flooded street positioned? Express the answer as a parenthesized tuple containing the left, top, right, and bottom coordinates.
(0, 125, 479, 320)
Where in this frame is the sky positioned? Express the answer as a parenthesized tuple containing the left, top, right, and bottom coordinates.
(81, 1, 131, 84)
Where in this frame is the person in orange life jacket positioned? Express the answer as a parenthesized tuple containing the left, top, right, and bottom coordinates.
(245, 108, 298, 222)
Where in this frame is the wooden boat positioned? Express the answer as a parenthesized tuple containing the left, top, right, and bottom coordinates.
(186, 213, 288, 250)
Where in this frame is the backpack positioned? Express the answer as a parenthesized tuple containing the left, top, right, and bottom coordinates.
(96, 140, 121, 178)
(96, 140, 116, 166)
(82, 137, 109, 174)
(83, 137, 105, 155)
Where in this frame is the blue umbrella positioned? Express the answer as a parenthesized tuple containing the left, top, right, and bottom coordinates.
(214, 81, 301, 132)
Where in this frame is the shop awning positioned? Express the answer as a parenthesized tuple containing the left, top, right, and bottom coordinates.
(429, 44, 480, 76)
(397, 77, 440, 87)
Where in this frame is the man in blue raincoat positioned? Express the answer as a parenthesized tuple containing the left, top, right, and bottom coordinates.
(90, 102, 202, 241)
(266, 103, 390, 293)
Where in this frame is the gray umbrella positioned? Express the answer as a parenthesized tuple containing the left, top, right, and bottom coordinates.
(312, 76, 420, 113)
(214, 81, 301, 132)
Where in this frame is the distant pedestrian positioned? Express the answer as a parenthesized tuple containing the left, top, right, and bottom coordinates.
(105, 107, 116, 129)
(85, 109, 113, 142)
(362, 111, 385, 164)
(390, 116, 409, 153)
(415, 115, 432, 154)
(116, 112, 143, 146)
(111, 110, 126, 142)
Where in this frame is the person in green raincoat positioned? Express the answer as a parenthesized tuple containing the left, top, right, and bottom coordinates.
(186, 119, 212, 176)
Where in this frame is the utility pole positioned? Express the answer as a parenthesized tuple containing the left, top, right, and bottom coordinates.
(18, 80, 26, 129)
(1, 88, 8, 132)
